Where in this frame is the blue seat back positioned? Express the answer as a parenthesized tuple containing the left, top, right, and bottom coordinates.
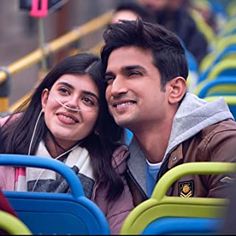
(198, 45, 236, 84)
(196, 76, 236, 98)
(0, 154, 110, 235)
(143, 217, 222, 235)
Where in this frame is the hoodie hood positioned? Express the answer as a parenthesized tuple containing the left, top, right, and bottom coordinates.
(128, 93, 233, 195)
(164, 93, 233, 159)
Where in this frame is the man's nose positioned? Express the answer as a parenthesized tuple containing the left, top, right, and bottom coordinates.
(110, 76, 128, 97)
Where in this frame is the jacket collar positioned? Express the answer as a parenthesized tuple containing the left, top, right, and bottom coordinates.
(167, 143, 184, 169)
(128, 139, 147, 195)
(128, 139, 184, 196)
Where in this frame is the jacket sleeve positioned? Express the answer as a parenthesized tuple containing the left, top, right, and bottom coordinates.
(201, 123, 236, 198)
(93, 145, 134, 234)
(0, 166, 15, 191)
(0, 116, 9, 127)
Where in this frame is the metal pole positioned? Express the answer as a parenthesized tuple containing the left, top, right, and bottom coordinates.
(38, 18, 48, 71)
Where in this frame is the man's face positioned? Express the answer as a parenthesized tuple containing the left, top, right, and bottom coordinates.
(105, 46, 170, 132)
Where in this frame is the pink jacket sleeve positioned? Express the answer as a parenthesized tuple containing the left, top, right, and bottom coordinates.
(0, 116, 15, 190)
(0, 166, 15, 191)
(0, 116, 9, 126)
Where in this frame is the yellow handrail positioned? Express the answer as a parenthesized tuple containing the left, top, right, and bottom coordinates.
(8, 40, 105, 112)
(0, 11, 112, 112)
(0, 10, 112, 85)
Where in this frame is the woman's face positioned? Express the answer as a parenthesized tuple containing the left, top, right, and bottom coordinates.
(41, 74, 100, 149)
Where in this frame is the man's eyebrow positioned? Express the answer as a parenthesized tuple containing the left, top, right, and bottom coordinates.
(122, 65, 146, 74)
(106, 65, 146, 74)
(123, 65, 145, 71)
(104, 71, 114, 76)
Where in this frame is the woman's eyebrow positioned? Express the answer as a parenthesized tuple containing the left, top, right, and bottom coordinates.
(56, 81, 99, 101)
(56, 81, 74, 89)
(82, 91, 99, 101)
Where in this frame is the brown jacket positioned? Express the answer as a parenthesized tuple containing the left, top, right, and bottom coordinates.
(166, 119, 236, 198)
(128, 119, 236, 205)
(126, 94, 236, 205)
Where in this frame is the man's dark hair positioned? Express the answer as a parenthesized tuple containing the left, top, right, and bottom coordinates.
(101, 19, 189, 87)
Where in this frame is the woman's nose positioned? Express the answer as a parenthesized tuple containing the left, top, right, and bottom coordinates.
(63, 96, 80, 112)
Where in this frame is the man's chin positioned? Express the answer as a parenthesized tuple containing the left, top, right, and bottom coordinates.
(115, 118, 132, 128)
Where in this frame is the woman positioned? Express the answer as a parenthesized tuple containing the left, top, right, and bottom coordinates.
(0, 53, 133, 234)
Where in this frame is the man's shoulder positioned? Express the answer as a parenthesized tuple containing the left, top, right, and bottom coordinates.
(202, 119, 236, 136)
(183, 119, 236, 154)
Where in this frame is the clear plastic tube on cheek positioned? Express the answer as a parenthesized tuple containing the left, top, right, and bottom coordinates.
(49, 91, 98, 112)
(52, 95, 82, 112)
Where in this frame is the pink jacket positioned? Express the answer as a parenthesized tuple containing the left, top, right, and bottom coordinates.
(0, 116, 16, 191)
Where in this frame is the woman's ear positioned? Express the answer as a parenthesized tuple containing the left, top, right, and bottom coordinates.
(41, 88, 49, 111)
(167, 76, 187, 104)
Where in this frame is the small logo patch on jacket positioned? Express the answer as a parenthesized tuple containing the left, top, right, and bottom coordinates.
(179, 180, 194, 197)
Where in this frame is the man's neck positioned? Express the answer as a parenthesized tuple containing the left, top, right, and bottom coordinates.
(134, 120, 173, 163)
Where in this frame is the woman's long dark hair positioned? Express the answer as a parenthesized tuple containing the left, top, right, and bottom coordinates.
(2, 53, 125, 201)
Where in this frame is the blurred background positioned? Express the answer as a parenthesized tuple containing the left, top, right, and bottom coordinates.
(0, 0, 118, 106)
(0, 0, 235, 116)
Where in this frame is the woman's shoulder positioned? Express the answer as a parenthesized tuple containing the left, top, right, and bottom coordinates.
(0, 166, 15, 191)
(0, 113, 21, 127)
(0, 116, 10, 126)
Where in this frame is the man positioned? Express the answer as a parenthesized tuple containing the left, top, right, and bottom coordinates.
(101, 19, 236, 205)
(111, 2, 152, 24)
(138, 0, 209, 64)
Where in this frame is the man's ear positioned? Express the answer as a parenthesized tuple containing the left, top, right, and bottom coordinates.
(41, 88, 49, 111)
(167, 76, 187, 104)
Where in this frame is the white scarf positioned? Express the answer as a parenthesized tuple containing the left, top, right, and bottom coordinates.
(16, 141, 94, 191)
